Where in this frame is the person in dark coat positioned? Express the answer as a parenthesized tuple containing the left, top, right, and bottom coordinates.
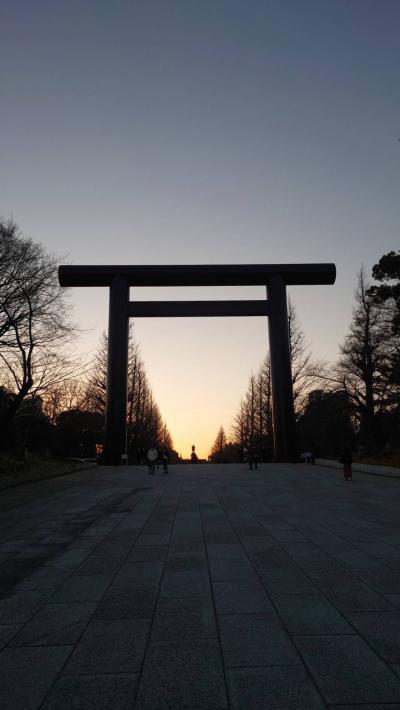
(340, 448, 353, 480)
(161, 447, 169, 474)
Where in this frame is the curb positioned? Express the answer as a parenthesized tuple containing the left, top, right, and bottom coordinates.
(0, 462, 98, 491)
(315, 459, 400, 481)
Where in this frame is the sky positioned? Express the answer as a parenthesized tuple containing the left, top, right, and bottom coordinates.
(1, 0, 399, 458)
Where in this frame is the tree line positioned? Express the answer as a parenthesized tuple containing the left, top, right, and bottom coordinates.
(209, 254, 400, 463)
(0, 220, 174, 461)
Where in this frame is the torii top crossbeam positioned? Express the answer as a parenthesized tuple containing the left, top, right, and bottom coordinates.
(59, 263, 335, 287)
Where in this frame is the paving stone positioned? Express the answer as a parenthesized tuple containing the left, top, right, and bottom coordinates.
(95, 586, 157, 619)
(15, 565, 73, 591)
(169, 540, 207, 554)
(206, 543, 247, 559)
(0, 624, 22, 650)
(205, 531, 238, 545)
(299, 560, 359, 589)
(9, 602, 96, 646)
(64, 618, 150, 674)
(51, 574, 112, 602)
(345, 610, 400, 662)
(328, 546, 383, 568)
(135, 639, 227, 709)
(355, 567, 400, 593)
(15, 543, 65, 560)
(357, 541, 400, 559)
(282, 542, 335, 562)
(160, 571, 211, 598)
(240, 536, 276, 551)
(0, 589, 51, 624)
(329, 705, 400, 709)
(0, 645, 72, 710)
(213, 579, 274, 614)
(127, 545, 168, 562)
(166, 554, 207, 573)
(386, 594, 400, 609)
(260, 564, 319, 595)
(66, 536, 105, 550)
(249, 547, 294, 572)
(294, 634, 400, 703)
(382, 558, 400, 572)
(41, 673, 138, 710)
(272, 593, 355, 634)
(209, 557, 256, 580)
(106, 530, 141, 543)
(219, 613, 299, 667)
(112, 562, 163, 587)
(151, 596, 217, 640)
(323, 579, 393, 612)
(74, 556, 122, 576)
(269, 530, 308, 542)
(136, 533, 170, 546)
(227, 666, 326, 709)
(89, 541, 133, 558)
(0, 558, 46, 588)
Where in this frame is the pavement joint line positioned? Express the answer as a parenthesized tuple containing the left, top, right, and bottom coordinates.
(131, 482, 178, 710)
(200, 482, 231, 710)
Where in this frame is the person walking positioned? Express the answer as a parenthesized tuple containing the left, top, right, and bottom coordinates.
(248, 445, 258, 470)
(161, 447, 169, 474)
(340, 448, 353, 480)
(147, 446, 158, 475)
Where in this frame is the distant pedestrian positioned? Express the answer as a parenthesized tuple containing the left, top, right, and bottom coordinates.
(340, 448, 353, 480)
(147, 447, 158, 475)
(161, 447, 169, 474)
(248, 446, 258, 470)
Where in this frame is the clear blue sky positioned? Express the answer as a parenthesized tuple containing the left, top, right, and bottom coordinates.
(1, 1, 399, 456)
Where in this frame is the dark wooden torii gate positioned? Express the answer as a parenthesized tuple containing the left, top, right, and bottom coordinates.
(58, 263, 336, 465)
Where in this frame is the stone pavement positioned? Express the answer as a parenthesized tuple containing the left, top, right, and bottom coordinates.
(1, 462, 400, 709)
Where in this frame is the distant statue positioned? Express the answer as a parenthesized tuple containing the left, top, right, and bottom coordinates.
(191, 444, 198, 463)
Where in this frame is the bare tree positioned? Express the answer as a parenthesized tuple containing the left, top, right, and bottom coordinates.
(41, 379, 86, 425)
(288, 299, 327, 414)
(209, 426, 227, 461)
(230, 301, 325, 458)
(84, 327, 173, 458)
(0, 220, 80, 441)
(84, 332, 108, 415)
(332, 268, 394, 451)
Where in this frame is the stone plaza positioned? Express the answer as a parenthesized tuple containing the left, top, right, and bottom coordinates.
(1, 462, 400, 709)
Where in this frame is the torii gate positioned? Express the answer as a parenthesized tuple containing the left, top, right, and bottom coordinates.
(58, 263, 336, 465)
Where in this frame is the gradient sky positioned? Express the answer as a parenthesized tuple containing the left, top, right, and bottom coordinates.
(1, 1, 399, 458)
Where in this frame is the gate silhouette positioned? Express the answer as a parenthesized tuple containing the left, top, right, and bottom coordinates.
(59, 263, 336, 464)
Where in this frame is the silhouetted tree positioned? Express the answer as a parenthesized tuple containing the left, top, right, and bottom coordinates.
(42, 379, 86, 425)
(333, 268, 394, 452)
(231, 301, 323, 459)
(84, 332, 108, 415)
(84, 328, 173, 461)
(288, 299, 327, 414)
(369, 250, 400, 387)
(209, 426, 227, 462)
(0, 219, 80, 446)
